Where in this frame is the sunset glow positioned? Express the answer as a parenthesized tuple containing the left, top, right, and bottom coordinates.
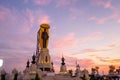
(0, 0, 120, 74)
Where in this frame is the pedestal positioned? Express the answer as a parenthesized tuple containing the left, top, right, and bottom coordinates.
(37, 49, 52, 72)
(60, 65, 67, 72)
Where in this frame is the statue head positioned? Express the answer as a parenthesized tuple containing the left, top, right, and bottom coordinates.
(44, 28, 46, 32)
(31, 54, 36, 64)
(26, 60, 30, 68)
(40, 24, 50, 29)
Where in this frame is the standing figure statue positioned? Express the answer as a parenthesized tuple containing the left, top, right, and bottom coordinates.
(41, 29, 49, 48)
(37, 24, 50, 50)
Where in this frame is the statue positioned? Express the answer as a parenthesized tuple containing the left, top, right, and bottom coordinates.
(41, 29, 49, 48)
(61, 57, 65, 65)
(26, 60, 30, 68)
(37, 24, 50, 50)
(32, 54, 36, 64)
(1, 69, 6, 80)
(12, 68, 18, 80)
(45, 56, 48, 63)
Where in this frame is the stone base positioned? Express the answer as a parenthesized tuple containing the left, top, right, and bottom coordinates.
(40, 67, 51, 71)
(37, 49, 53, 72)
(60, 65, 67, 73)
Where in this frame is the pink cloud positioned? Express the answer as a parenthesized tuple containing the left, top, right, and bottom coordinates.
(56, 0, 78, 8)
(77, 59, 95, 68)
(117, 19, 120, 23)
(79, 32, 103, 43)
(107, 44, 118, 49)
(56, 0, 70, 7)
(68, 7, 83, 20)
(0, 7, 35, 34)
(105, 59, 120, 64)
(104, 1, 112, 9)
(51, 55, 95, 73)
(89, 16, 107, 24)
(81, 48, 109, 53)
(97, 56, 120, 64)
(17, 10, 35, 33)
(0, 11, 5, 21)
(25, 9, 34, 27)
(0, 8, 11, 21)
(98, 18, 106, 24)
(24, 0, 29, 3)
(38, 15, 51, 24)
(52, 33, 79, 49)
(52, 32, 103, 50)
(89, 13, 118, 24)
(89, 16, 97, 20)
(65, 56, 95, 68)
(69, 7, 79, 13)
(89, 0, 120, 24)
(91, 0, 113, 9)
(33, 0, 51, 5)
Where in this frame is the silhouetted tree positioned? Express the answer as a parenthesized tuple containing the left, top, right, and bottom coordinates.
(95, 66, 99, 75)
(109, 65, 115, 74)
(68, 69, 73, 77)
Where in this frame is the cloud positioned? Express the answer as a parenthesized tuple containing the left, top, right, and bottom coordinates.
(0, 10, 5, 21)
(38, 15, 51, 24)
(89, 0, 120, 24)
(80, 48, 109, 53)
(93, 55, 120, 65)
(68, 7, 83, 20)
(73, 43, 119, 57)
(0, 6, 53, 72)
(56, 0, 78, 8)
(77, 59, 95, 68)
(24, 0, 29, 3)
(117, 19, 120, 23)
(79, 32, 103, 43)
(107, 44, 118, 49)
(0, 7, 39, 72)
(91, 0, 113, 9)
(0, 7, 35, 34)
(104, 1, 112, 9)
(89, 16, 109, 24)
(33, 0, 51, 6)
(51, 54, 95, 73)
(98, 57, 120, 64)
(89, 12, 118, 24)
(3, 52, 118, 75)
(104, 59, 120, 63)
(52, 33, 79, 50)
(52, 32, 103, 50)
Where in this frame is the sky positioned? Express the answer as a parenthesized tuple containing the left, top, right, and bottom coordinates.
(0, 0, 120, 74)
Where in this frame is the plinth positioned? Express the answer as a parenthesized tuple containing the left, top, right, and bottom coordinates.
(37, 49, 52, 72)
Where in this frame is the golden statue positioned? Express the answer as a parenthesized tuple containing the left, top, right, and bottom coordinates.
(37, 24, 50, 50)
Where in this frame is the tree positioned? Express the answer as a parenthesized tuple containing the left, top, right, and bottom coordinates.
(95, 66, 99, 75)
(109, 65, 115, 74)
(68, 69, 73, 77)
